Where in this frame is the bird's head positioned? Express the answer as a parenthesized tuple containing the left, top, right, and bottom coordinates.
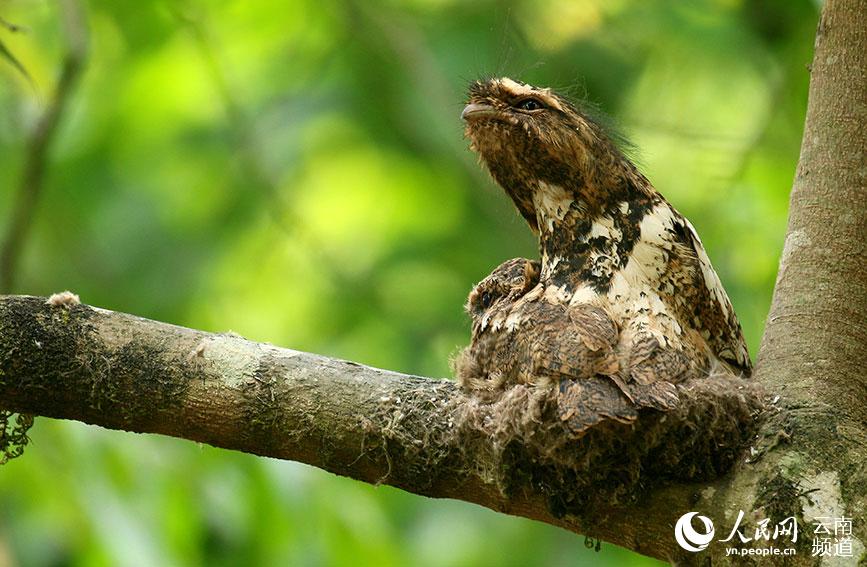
(462, 77, 633, 232)
(465, 257, 540, 322)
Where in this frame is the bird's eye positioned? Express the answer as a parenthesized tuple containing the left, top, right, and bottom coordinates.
(516, 98, 544, 111)
(480, 292, 493, 308)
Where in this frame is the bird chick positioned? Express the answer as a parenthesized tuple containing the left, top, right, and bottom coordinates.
(464, 257, 540, 336)
(454, 257, 544, 391)
(462, 78, 751, 385)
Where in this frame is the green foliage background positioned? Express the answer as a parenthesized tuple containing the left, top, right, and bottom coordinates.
(0, 0, 818, 565)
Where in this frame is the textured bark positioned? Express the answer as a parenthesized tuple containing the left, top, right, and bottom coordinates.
(755, 0, 867, 413)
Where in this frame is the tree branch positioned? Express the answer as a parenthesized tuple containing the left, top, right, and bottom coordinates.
(0, 295, 761, 561)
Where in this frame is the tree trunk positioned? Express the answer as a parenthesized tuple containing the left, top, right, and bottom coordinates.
(682, 0, 867, 562)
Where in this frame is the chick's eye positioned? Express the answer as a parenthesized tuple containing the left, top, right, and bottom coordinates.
(516, 98, 543, 111)
(480, 292, 493, 308)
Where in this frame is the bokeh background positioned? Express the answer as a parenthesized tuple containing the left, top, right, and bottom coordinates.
(0, 0, 819, 565)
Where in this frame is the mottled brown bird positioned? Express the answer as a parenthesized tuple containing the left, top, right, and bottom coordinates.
(454, 258, 678, 410)
(460, 78, 751, 391)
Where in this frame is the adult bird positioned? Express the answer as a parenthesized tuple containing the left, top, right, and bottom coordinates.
(461, 78, 751, 389)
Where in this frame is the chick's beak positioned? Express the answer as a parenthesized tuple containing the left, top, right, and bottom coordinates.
(461, 102, 497, 121)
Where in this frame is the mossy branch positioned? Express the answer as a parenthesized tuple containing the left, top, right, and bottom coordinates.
(0, 294, 763, 561)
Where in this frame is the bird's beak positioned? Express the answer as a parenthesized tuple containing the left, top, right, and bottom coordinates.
(461, 102, 497, 121)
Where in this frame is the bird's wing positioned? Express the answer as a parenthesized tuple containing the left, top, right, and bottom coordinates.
(520, 302, 619, 382)
(674, 215, 752, 375)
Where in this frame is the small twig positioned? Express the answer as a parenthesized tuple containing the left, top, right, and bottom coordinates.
(0, 0, 88, 292)
(170, 4, 299, 232)
(341, 0, 504, 208)
(170, 3, 360, 287)
(0, 16, 25, 33)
